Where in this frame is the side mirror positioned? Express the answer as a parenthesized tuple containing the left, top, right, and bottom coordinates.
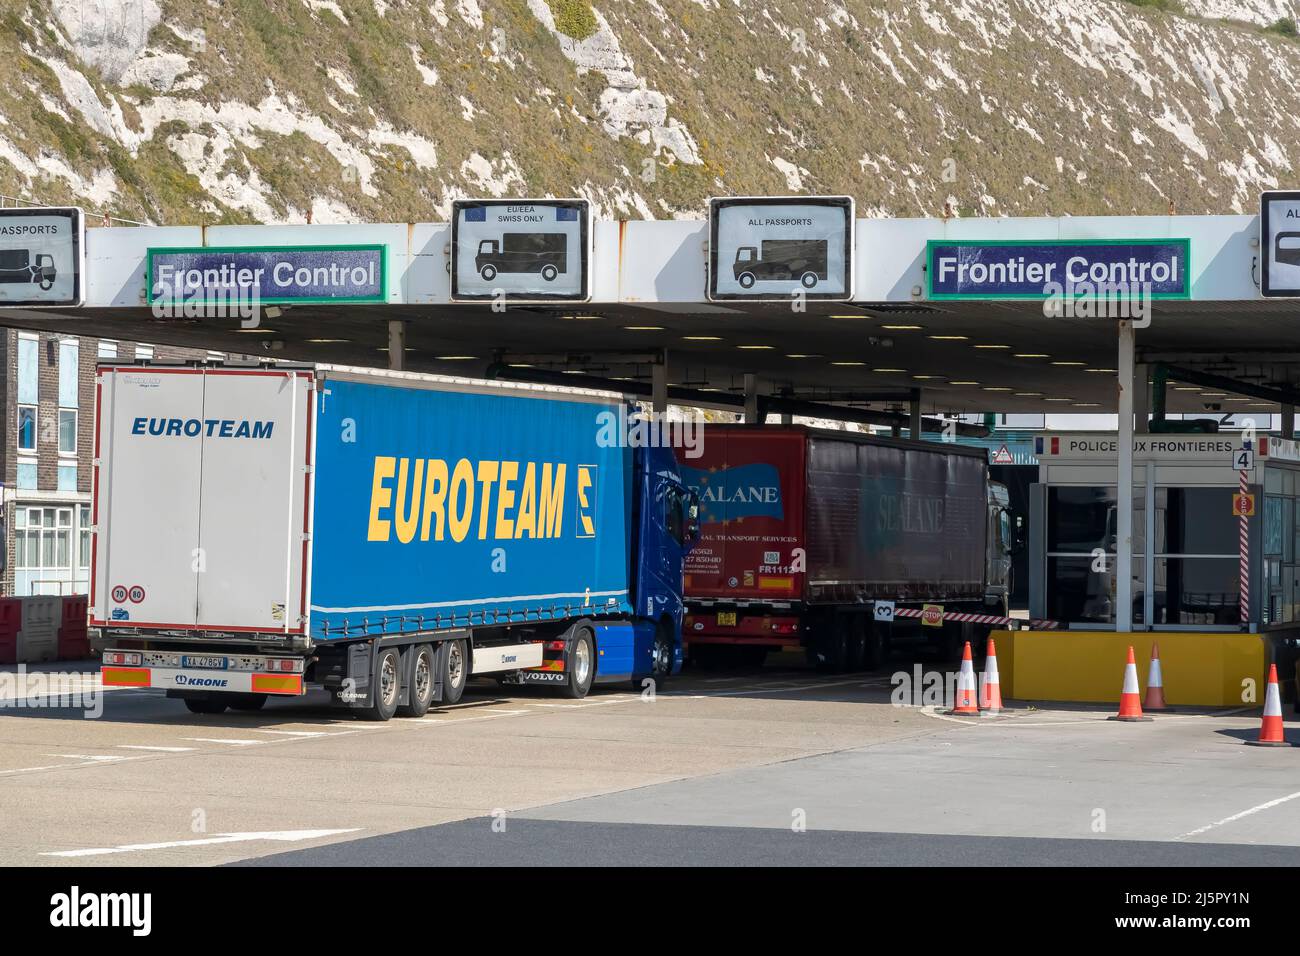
(684, 489, 702, 547)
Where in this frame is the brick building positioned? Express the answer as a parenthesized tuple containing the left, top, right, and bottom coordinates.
(0, 331, 219, 596)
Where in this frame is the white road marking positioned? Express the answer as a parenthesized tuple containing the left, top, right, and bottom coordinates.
(1177, 789, 1300, 841)
(180, 737, 265, 746)
(39, 753, 127, 761)
(116, 745, 195, 752)
(253, 729, 333, 737)
(411, 709, 532, 725)
(41, 828, 364, 858)
(0, 754, 149, 776)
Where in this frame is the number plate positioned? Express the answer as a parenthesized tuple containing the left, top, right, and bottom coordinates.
(181, 655, 228, 670)
(716, 612, 737, 626)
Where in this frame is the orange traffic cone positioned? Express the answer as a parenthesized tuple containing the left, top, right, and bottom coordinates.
(1246, 664, 1291, 747)
(1143, 643, 1172, 712)
(980, 637, 1004, 715)
(1109, 645, 1153, 722)
(950, 641, 980, 715)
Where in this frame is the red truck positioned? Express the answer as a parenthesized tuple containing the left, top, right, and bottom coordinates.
(675, 426, 1015, 671)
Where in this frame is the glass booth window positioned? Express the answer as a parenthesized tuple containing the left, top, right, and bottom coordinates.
(1149, 487, 1241, 626)
(1045, 487, 1139, 625)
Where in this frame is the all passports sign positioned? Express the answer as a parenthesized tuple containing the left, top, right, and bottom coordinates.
(0, 206, 84, 307)
(450, 198, 591, 302)
(708, 195, 854, 301)
(1261, 190, 1300, 297)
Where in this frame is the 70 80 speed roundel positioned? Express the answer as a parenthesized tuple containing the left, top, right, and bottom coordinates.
(111, 585, 128, 603)
(127, 585, 146, 604)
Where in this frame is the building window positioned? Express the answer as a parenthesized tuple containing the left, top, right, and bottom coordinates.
(79, 505, 91, 569)
(58, 408, 77, 455)
(15, 506, 74, 572)
(58, 338, 78, 407)
(17, 334, 37, 405)
(16, 461, 36, 491)
(98, 340, 117, 360)
(57, 464, 77, 492)
(17, 405, 36, 452)
(136, 344, 154, 360)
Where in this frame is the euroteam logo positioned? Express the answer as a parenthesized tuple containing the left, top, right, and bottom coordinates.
(575, 464, 597, 538)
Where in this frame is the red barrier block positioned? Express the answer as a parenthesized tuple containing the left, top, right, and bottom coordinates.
(58, 595, 90, 661)
(0, 598, 19, 664)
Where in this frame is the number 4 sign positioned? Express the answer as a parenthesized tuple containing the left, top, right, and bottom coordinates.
(1232, 447, 1254, 471)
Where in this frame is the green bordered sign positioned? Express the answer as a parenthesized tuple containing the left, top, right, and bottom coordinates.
(925, 238, 1191, 301)
(147, 244, 388, 306)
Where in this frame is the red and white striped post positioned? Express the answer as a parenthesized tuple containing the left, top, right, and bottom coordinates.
(1239, 467, 1250, 627)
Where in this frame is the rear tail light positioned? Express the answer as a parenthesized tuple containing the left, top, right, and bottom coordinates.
(769, 622, 799, 635)
(545, 641, 565, 651)
(262, 658, 303, 673)
(103, 651, 142, 666)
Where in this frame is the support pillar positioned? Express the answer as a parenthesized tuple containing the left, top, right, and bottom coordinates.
(1134, 363, 1150, 434)
(651, 355, 668, 418)
(387, 320, 406, 371)
(1116, 321, 1135, 632)
(1283, 403, 1296, 440)
(909, 391, 922, 441)
(743, 373, 760, 424)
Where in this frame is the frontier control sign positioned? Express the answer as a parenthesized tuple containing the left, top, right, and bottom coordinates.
(926, 239, 1190, 300)
(148, 245, 387, 306)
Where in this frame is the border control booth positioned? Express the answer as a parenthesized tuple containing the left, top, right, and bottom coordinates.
(1003, 432, 1299, 707)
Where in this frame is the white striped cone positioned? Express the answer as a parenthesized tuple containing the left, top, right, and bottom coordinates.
(951, 642, 979, 714)
(1247, 664, 1289, 746)
(980, 637, 1003, 714)
(1112, 645, 1149, 722)
(1143, 643, 1169, 711)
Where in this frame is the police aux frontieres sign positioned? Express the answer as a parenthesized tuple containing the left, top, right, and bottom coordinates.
(926, 239, 1190, 323)
(147, 245, 386, 317)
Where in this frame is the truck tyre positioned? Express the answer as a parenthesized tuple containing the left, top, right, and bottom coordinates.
(479, 264, 497, 281)
(845, 617, 867, 672)
(561, 628, 595, 699)
(864, 621, 889, 671)
(644, 623, 674, 691)
(398, 644, 435, 718)
(800, 272, 818, 289)
(738, 272, 756, 289)
(228, 693, 267, 712)
(814, 617, 849, 673)
(183, 696, 228, 715)
(363, 647, 401, 721)
(440, 639, 469, 706)
(541, 264, 558, 281)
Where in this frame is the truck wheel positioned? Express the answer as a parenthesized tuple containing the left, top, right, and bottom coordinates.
(644, 625, 674, 691)
(183, 696, 228, 715)
(560, 629, 595, 699)
(738, 272, 756, 289)
(541, 264, 558, 281)
(440, 639, 469, 706)
(228, 693, 267, 712)
(398, 644, 435, 718)
(800, 272, 818, 289)
(479, 264, 497, 281)
(814, 619, 849, 673)
(845, 617, 867, 672)
(864, 621, 889, 671)
(363, 647, 401, 721)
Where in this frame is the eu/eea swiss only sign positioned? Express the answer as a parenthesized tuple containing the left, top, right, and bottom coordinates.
(147, 245, 387, 307)
(1261, 190, 1300, 297)
(925, 238, 1191, 300)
